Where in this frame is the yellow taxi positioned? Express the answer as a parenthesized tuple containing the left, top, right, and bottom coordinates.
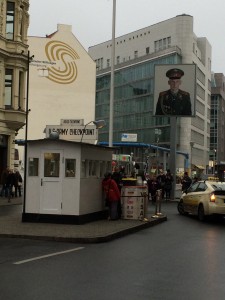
(177, 180, 225, 221)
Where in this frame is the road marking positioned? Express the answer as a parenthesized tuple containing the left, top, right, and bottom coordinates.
(13, 247, 85, 265)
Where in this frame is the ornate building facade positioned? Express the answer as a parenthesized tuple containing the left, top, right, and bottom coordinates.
(0, 0, 29, 178)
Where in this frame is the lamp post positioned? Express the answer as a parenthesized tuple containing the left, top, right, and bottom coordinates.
(109, 0, 116, 147)
(80, 120, 105, 142)
(155, 129, 161, 175)
(23, 50, 34, 215)
(190, 141, 194, 176)
(214, 149, 217, 175)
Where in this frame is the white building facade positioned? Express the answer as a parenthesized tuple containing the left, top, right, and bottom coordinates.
(89, 14, 212, 174)
(17, 24, 97, 159)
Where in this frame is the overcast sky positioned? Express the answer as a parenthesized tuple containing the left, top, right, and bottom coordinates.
(29, 0, 225, 73)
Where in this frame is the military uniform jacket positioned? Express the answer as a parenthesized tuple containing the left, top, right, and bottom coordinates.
(155, 89, 192, 115)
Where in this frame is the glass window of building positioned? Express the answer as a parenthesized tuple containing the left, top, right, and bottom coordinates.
(5, 69, 13, 107)
(18, 71, 24, 109)
(6, 1, 15, 40)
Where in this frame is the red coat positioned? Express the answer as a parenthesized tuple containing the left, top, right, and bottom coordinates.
(102, 178, 120, 202)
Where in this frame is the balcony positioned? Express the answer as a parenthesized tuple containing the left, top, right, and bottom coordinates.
(0, 108, 26, 131)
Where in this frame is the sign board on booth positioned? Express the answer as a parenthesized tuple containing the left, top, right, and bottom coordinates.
(45, 125, 98, 143)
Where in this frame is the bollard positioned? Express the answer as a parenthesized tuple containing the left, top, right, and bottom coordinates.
(143, 191, 149, 221)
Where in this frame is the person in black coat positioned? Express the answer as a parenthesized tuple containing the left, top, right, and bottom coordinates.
(164, 170, 174, 201)
(147, 175, 160, 203)
(181, 172, 192, 192)
(6, 169, 16, 199)
(14, 170, 23, 197)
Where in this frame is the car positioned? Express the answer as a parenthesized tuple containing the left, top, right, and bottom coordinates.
(177, 180, 225, 221)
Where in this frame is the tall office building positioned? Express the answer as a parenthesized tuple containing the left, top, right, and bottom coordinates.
(0, 0, 29, 177)
(89, 14, 212, 173)
(210, 73, 225, 178)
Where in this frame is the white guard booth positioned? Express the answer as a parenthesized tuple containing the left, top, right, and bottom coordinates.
(22, 139, 113, 224)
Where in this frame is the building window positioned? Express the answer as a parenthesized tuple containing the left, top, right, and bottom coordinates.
(107, 59, 110, 68)
(146, 47, 150, 54)
(18, 71, 24, 109)
(6, 1, 15, 40)
(5, 69, 13, 107)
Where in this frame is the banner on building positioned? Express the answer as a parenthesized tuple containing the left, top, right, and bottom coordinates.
(154, 64, 196, 117)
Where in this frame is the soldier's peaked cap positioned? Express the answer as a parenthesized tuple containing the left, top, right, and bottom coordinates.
(166, 68, 184, 79)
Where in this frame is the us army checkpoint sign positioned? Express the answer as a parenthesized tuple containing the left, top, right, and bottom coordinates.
(45, 125, 98, 143)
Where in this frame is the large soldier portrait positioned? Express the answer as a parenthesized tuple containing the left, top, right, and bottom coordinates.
(155, 68, 192, 116)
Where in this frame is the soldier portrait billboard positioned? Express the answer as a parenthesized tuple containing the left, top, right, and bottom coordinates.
(154, 64, 196, 117)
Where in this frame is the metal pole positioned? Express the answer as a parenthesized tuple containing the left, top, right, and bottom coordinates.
(23, 50, 30, 215)
(109, 0, 116, 147)
(169, 117, 177, 200)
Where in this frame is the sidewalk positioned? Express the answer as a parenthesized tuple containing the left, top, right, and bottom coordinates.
(0, 197, 167, 243)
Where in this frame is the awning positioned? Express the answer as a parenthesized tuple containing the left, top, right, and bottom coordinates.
(194, 165, 205, 170)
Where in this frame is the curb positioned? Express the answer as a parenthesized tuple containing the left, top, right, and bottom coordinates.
(0, 216, 167, 244)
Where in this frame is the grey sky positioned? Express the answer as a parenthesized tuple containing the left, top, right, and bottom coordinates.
(29, 0, 225, 73)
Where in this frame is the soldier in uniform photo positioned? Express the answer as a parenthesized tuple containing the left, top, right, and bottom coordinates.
(155, 68, 192, 116)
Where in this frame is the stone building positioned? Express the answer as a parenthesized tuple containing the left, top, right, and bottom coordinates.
(0, 0, 29, 178)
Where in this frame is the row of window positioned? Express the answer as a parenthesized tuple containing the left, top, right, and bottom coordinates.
(96, 36, 172, 70)
(96, 55, 177, 91)
(28, 156, 111, 179)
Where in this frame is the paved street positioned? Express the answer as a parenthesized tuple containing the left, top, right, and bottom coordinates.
(1, 201, 225, 300)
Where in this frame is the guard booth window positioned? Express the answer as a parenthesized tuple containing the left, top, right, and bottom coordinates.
(44, 153, 60, 177)
(28, 158, 39, 176)
(65, 159, 76, 177)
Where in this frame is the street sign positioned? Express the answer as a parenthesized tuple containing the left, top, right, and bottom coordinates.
(121, 133, 137, 142)
(60, 119, 84, 126)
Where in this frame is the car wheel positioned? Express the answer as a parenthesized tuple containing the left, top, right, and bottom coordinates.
(198, 204, 205, 221)
(177, 201, 186, 215)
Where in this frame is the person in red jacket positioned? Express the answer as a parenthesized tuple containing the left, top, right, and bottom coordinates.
(102, 172, 121, 220)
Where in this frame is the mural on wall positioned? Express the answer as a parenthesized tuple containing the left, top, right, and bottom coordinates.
(44, 40, 80, 84)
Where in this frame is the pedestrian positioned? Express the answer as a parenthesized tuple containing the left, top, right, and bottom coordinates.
(14, 170, 23, 197)
(181, 171, 192, 192)
(6, 169, 16, 201)
(102, 172, 121, 220)
(147, 175, 160, 203)
(164, 170, 174, 201)
(0, 167, 9, 197)
(157, 171, 166, 199)
(112, 167, 123, 218)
